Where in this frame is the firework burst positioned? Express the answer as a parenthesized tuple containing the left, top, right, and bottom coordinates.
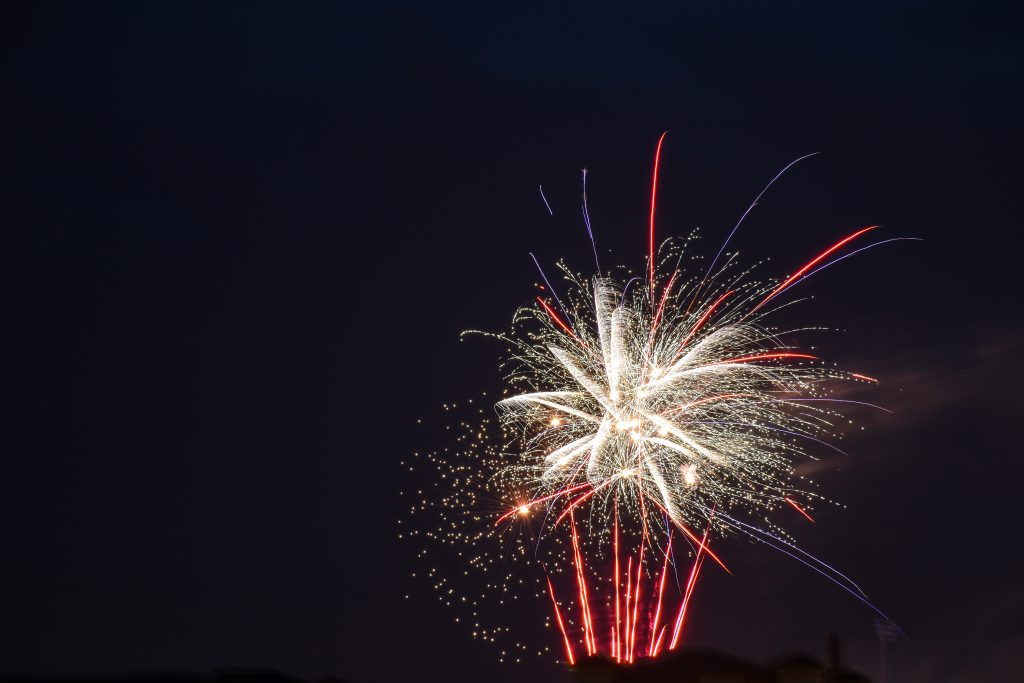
(401, 135, 910, 665)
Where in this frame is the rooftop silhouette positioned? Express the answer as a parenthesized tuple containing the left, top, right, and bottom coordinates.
(570, 633, 870, 683)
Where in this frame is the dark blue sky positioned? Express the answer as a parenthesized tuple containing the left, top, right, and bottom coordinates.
(2, 3, 1021, 682)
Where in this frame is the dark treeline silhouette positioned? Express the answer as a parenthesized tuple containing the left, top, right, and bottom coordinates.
(0, 669, 353, 683)
(0, 635, 870, 683)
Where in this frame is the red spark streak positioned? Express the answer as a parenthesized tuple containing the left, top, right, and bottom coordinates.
(649, 131, 668, 300)
(624, 556, 633, 662)
(626, 491, 651, 663)
(671, 554, 707, 650)
(536, 296, 577, 340)
(613, 505, 622, 662)
(645, 496, 731, 575)
(751, 225, 879, 314)
(785, 497, 816, 523)
(669, 520, 713, 650)
(554, 479, 613, 526)
(649, 269, 679, 342)
(851, 372, 879, 383)
(652, 625, 668, 657)
(678, 290, 735, 352)
(546, 575, 576, 665)
(494, 482, 593, 526)
(675, 521, 730, 574)
(629, 540, 644, 662)
(569, 512, 597, 654)
(648, 534, 673, 656)
(536, 296, 602, 363)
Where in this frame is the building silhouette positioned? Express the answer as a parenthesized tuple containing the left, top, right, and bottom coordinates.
(571, 633, 870, 683)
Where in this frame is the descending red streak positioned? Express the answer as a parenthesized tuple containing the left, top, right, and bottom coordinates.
(851, 372, 879, 383)
(751, 225, 879, 314)
(652, 625, 668, 657)
(669, 519, 713, 650)
(569, 513, 596, 654)
(554, 479, 612, 526)
(649, 131, 668, 300)
(678, 289, 735, 352)
(630, 539, 644, 662)
(624, 556, 633, 663)
(629, 479, 651, 663)
(648, 533, 673, 656)
(536, 296, 601, 363)
(645, 496, 731, 574)
(669, 557, 702, 650)
(675, 522, 730, 574)
(536, 296, 578, 340)
(674, 554, 708, 649)
(785, 497, 816, 523)
(613, 504, 622, 662)
(546, 575, 575, 665)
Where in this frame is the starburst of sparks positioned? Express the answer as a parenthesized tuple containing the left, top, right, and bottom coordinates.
(400, 135, 912, 666)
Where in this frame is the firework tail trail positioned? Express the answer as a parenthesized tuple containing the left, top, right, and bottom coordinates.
(535, 295, 579, 342)
(702, 152, 820, 287)
(649, 131, 668, 300)
(785, 497, 816, 522)
(619, 276, 644, 308)
(645, 495, 731, 574)
(648, 533, 673, 656)
(669, 517, 713, 650)
(569, 512, 597, 654)
(648, 269, 680, 345)
(613, 502, 622, 662)
(785, 237, 926, 296)
(539, 184, 554, 215)
(690, 421, 850, 457)
(749, 225, 879, 314)
(677, 289, 735, 353)
(630, 535, 645, 662)
(715, 511, 901, 629)
(554, 479, 614, 526)
(629, 474, 652, 663)
(582, 169, 601, 275)
(624, 556, 633, 664)
(529, 252, 568, 319)
(707, 507, 873, 600)
(546, 575, 576, 665)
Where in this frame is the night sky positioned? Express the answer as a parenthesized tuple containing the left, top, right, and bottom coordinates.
(2, 3, 1022, 683)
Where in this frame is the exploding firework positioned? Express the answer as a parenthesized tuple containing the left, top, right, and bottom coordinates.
(401, 134, 910, 666)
